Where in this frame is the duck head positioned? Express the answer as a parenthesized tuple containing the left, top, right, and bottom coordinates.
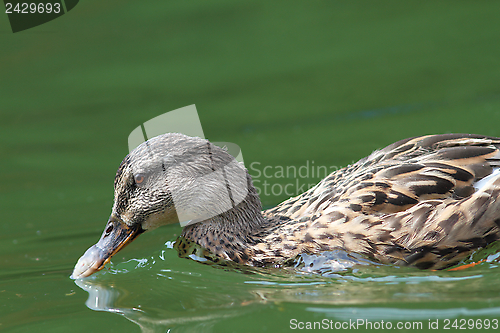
(71, 133, 249, 279)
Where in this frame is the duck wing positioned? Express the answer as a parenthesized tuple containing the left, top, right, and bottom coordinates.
(258, 134, 500, 269)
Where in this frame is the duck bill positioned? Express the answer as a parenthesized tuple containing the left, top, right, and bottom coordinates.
(71, 220, 144, 279)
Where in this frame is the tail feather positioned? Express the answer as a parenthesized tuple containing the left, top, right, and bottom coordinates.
(385, 175, 500, 269)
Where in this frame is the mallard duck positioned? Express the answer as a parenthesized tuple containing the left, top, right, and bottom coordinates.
(71, 133, 500, 279)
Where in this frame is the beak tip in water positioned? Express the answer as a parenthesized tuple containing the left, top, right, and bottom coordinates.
(70, 221, 142, 279)
(70, 245, 106, 280)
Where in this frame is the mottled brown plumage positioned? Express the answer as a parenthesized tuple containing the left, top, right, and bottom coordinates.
(177, 133, 500, 270)
(72, 133, 500, 279)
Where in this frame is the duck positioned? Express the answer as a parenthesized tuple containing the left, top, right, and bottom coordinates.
(71, 133, 500, 279)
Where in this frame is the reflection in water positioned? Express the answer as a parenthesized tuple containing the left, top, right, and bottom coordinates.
(306, 306, 500, 321)
(72, 247, 269, 333)
(73, 244, 500, 333)
(75, 278, 257, 333)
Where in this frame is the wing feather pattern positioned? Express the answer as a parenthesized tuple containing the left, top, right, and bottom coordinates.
(256, 134, 500, 269)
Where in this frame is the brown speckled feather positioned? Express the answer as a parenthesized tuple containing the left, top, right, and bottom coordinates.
(179, 134, 500, 270)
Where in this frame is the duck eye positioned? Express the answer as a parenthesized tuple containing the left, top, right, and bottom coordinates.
(134, 174, 145, 184)
(105, 224, 113, 237)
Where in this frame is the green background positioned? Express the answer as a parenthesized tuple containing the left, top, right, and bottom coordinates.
(2, 1, 500, 332)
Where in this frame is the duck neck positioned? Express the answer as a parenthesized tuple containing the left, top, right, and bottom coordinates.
(180, 175, 268, 254)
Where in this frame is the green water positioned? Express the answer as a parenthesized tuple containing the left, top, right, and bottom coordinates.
(2, 1, 500, 332)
